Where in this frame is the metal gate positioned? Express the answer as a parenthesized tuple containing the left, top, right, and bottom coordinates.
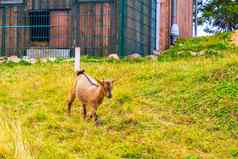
(0, 5, 74, 58)
(0, 0, 156, 58)
(75, 1, 118, 56)
(119, 0, 157, 56)
(0, 2, 118, 57)
(0, 6, 28, 57)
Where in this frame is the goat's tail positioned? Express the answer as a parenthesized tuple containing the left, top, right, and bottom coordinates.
(76, 69, 85, 76)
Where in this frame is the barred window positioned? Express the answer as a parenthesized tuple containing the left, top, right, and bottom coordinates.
(30, 10, 50, 42)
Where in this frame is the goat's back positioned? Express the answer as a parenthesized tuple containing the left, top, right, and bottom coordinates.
(75, 74, 97, 92)
(75, 74, 99, 104)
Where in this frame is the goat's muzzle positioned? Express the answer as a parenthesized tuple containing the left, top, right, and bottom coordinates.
(108, 91, 112, 98)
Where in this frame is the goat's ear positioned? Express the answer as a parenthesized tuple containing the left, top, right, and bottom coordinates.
(96, 78, 103, 85)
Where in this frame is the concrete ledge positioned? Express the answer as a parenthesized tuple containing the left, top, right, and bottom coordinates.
(27, 48, 70, 58)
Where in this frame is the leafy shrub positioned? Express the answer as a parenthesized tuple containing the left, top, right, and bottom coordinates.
(159, 32, 233, 61)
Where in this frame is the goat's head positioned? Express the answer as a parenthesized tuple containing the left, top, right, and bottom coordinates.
(96, 79, 115, 98)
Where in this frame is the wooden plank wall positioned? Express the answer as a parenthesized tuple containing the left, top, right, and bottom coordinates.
(77, 3, 115, 56)
(0, 6, 30, 56)
(102, 3, 111, 54)
(0, 9, 2, 50)
(159, 0, 171, 51)
(78, 3, 95, 55)
(159, 0, 193, 51)
(49, 10, 72, 48)
(6, 6, 27, 56)
(18, 7, 30, 53)
(1, 0, 192, 56)
(177, 0, 193, 38)
(6, 7, 18, 56)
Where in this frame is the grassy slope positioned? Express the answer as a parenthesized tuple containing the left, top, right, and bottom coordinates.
(1, 34, 238, 159)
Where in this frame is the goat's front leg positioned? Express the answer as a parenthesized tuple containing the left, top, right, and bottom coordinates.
(82, 104, 87, 119)
(91, 103, 100, 125)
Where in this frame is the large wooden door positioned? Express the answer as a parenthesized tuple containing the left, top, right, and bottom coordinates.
(0, 6, 28, 56)
(77, 2, 117, 56)
(0, 6, 18, 56)
(50, 10, 71, 48)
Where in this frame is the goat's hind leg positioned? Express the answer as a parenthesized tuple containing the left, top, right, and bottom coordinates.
(82, 104, 87, 119)
(67, 91, 76, 116)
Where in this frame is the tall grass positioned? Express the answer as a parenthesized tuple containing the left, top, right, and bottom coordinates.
(0, 111, 33, 159)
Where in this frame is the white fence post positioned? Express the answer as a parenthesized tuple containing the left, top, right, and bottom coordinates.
(156, 0, 161, 51)
(75, 47, 81, 72)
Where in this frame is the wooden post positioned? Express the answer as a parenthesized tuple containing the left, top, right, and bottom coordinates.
(75, 47, 81, 72)
(156, 0, 160, 51)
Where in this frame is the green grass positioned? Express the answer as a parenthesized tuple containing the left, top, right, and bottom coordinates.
(160, 32, 238, 61)
(1, 34, 238, 158)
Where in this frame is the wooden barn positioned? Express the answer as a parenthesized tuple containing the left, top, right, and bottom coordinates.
(0, 0, 193, 57)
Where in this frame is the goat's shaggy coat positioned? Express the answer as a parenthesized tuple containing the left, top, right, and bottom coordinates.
(67, 71, 113, 123)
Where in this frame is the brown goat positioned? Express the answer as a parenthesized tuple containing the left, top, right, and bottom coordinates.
(67, 70, 114, 123)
